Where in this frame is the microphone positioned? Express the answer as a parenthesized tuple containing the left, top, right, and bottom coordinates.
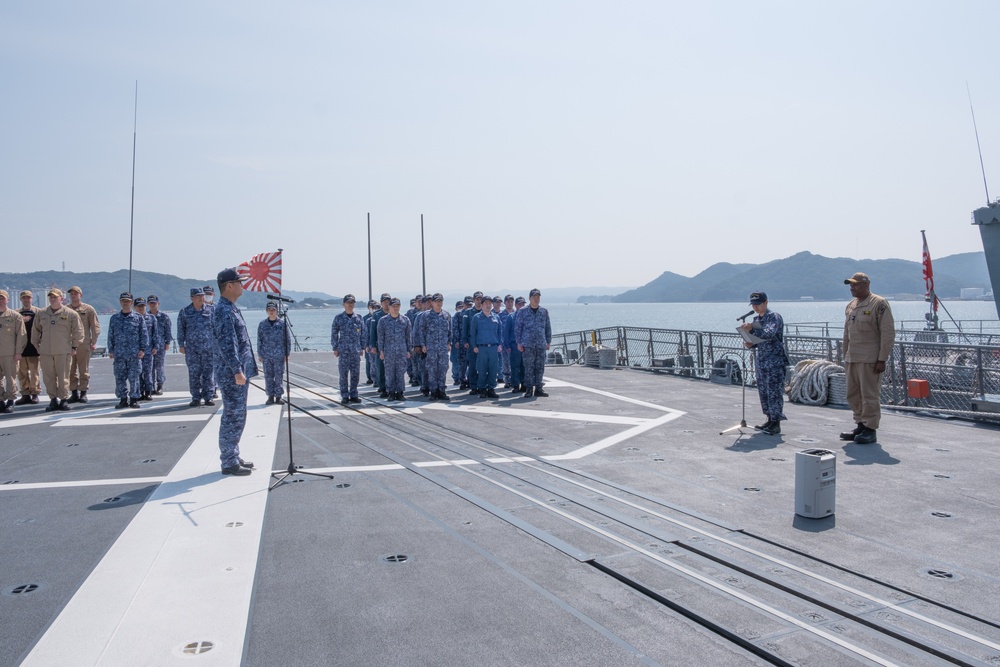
(266, 294, 296, 303)
(736, 310, 754, 321)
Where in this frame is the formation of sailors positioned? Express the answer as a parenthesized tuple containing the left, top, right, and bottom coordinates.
(0, 283, 552, 415)
(351, 289, 552, 403)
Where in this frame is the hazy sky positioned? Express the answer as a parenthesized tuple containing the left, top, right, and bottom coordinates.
(3, 1, 998, 295)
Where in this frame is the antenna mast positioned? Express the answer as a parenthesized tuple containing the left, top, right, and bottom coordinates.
(967, 82, 991, 205)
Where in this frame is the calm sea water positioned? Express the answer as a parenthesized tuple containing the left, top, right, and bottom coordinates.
(91, 300, 999, 351)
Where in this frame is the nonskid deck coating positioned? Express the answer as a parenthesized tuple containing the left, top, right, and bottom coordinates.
(0, 352, 997, 666)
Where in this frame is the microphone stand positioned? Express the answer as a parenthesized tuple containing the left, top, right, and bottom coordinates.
(720, 312, 753, 436)
(269, 299, 334, 491)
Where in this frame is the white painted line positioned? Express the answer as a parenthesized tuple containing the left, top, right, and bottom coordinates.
(543, 373, 678, 413)
(421, 402, 649, 425)
(52, 414, 213, 427)
(546, 411, 683, 460)
(0, 476, 167, 491)
(0, 398, 203, 430)
(21, 385, 282, 667)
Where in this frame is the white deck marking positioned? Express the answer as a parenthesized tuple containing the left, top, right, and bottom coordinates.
(52, 414, 213, 427)
(0, 476, 167, 491)
(21, 386, 281, 667)
(0, 394, 209, 429)
(421, 402, 649, 425)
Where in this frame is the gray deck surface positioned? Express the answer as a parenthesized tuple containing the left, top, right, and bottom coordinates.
(1, 352, 998, 666)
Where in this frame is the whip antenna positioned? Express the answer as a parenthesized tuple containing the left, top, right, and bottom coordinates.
(967, 81, 991, 205)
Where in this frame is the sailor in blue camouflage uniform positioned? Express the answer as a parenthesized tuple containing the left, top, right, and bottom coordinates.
(740, 291, 789, 435)
(107, 292, 149, 409)
(505, 296, 525, 392)
(515, 288, 552, 397)
(202, 285, 218, 398)
(363, 300, 377, 385)
(377, 297, 411, 401)
(331, 294, 365, 405)
(148, 295, 172, 395)
(450, 300, 464, 385)
(177, 287, 216, 407)
(257, 301, 291, 405)
(369, 293, 391, 398)
(405, 297, 420, 385)
(470, 296, 503, 398)
(133, 297, 159, 401)
(462, 291, 484, 394)
(414, 294, 433, 396)
(419, 293, 452, 401)
(455, 296, 473, 388)
(212, 268, 258, 476)
(498, 295, 515, 387)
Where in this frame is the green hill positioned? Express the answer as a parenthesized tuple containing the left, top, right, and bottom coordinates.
(611, 251, 990, 302)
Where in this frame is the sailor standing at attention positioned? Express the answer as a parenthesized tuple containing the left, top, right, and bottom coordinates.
(16, 291, 42, 405)
(31, 288, 84, 412)
(0, 291, 27, 414)
(369, 293, 391, 398)
(450, 300, 465, 386)
(362, 300, 377, 385)
(212, 268, 258, 476)
(65, 286, 100, 404)
(133, 297, 159, 401)
(505, 296, 525, 392)
(420, 293, 452, 401)
(107, 292, 148, 409)
(377, 297, 411, 402)
(515, 288, 552, 398)
(330, 294, 365, 405)
(202, 285, 218, 399)
(740, 291, 789, 435)
(257, 301, 291, 405)
(470, 295, 503, 398)
(148, 295, 172, 395)
(177, 287, 215, 407)
(840, 272, 895, 445)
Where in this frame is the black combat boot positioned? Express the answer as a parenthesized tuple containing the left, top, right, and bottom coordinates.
(754, 420, 773, 431)
(115, 399, 128, 409)
(56, 399, 71, 411)
(839, 422, 864, 441)
(2, 400, 12, 414)
(129, 398, 141, 409)
(854, 428, 877, 444)
(78, 391, 88, 403)
(68, 390, 80, 403)
(762, 421, 781, 435)
(154, 383, 163, 395)
(486, 389, 499, 399)
(534, 387, 549, 397)
(45, 398, 58, 412)
(15, 395, 32, 406)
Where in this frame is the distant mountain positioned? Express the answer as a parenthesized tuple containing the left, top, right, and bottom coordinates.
(611, 251, 991, 302)
(0, 270, 335, 312)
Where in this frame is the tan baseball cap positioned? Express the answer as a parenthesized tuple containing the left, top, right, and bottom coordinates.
(843, 272, 870, 285)
(47, 288, 64, 298)
(19, 290, 33, 299)
(68, 286, 82, 294)
(0, 290, 8, 299)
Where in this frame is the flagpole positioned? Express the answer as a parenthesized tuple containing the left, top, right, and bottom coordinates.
(367, 213, 372, 303)
(420, 213, 426, 295)
(921, 230, 939, 331)
(127, 81, 138, 293)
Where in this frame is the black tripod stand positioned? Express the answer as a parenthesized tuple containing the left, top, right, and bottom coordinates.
(268, 298, 334, 491)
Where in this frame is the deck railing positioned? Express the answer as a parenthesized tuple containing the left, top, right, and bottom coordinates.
(549, 326, 1000, 421)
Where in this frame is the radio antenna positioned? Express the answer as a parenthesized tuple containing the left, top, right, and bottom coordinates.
(967, 81, 991, 205)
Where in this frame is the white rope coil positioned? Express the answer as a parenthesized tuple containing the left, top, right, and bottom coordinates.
(788, 359, 846, 405)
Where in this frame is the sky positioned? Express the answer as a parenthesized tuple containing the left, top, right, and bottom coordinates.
(3, 1, 999, 296)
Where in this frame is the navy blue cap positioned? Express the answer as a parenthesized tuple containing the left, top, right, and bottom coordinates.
(749, 291, 767, 305)
(266, 301, 277, 310)
(432, 293, 444, 302)
(190, 287, 205, 297)
(134, 297, 146, 306)
(529, 288, 541, 297)
(380, 293, 391, 302)
(147, 295, 159, 303)
(343, 294, 356, 303)
(422, 294, 433, 302)
(515, 296, 526, 304)
(409, 299, 416, 306)
(504, 294, 513, 301)
(473, 291, 484, 299)
(119, 292, 134, 301)
(214, 270, 237, 286)
(389, 297, 401, 306)
(368, 300, 378, 308)
(203, 284, 216, 294)
(463, 297, 474, 306)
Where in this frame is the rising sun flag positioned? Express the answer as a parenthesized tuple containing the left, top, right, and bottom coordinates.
(921, 231, 937, 313)
(237, 251, 282, 293)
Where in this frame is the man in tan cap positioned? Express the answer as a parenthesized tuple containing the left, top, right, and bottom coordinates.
(841, 272, 895, 445)
(16, 291, 41, 404)
(30, 288, 84, 411)
(66, 286, 101, 403)
(0, 291, 27, 413)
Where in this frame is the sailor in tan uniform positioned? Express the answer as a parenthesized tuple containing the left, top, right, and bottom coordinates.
(30, 288, 84, 412)
(66, 285, 101, 403)
(16, 290, 42, 404)
(0, 290, 27, 413)
(840, 272, 895, 445)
